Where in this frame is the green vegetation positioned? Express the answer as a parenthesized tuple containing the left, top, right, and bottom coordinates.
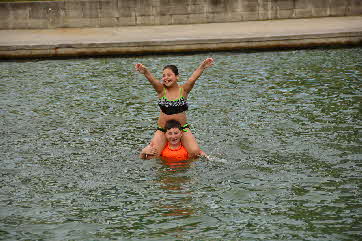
(0, 0, 63, 2)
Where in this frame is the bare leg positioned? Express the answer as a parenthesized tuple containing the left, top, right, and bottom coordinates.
(181, 129, 201, 159)
(149, 130, 167, 156)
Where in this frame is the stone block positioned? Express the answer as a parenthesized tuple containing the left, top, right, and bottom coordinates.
(294, 8, 313, 18)
(161, 4, 189, 15)
(10, 19, 29, 29)
(295, 0, 310, 9)
(240, 1, 258, 12)
(258, 10, 272, 20)
(346, 7, 362, 15)
(135, 5, 154, 16)
(188, 4, 206, 14)
(118, 16, 137, 25)
(9, 2, 31, 18)
(206, 12, 228, 23)
(278, 9, 296, 19)
(188, 13, 208, 24)
(328, 0, 348, 8)
(137, 0, 154, 8)
(207, 0, 225, 13)
(258, 0, 272, 10)
(224, 11, 243, 22)
(309, 0, 329, 9)
(29, 2, 64, 19)
(64, 8, 84, 18)
(118, 0, 137, 8)
(0, 3, 11, 19)
(99, 0, 120, 18)
(29, 3, 47, 19)
(278, 0, 295, 10)
(0, 20, 10, 29)
(27, 19, 49, 29)
(48, 10, 65, 28)
(152, 0, 161, 7)
(330, 7, 348, 16)
(312, 7, 330, 17)
(117, 7, 135, 17)
(99, 17, 119, 27)
(82, 1, 100, 18)
(171, 14, 190, 24)
(64, 1, 82, 16)
(225, 0, 241, 12)
(62, 17, 100, 28)
(240, 11, 259, 21)
(136, 15, 156, 25)
(351, 0, 362, 7)
(159, 15, 172, 25)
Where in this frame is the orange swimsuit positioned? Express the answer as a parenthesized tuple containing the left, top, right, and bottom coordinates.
(161, 143, 189, 161)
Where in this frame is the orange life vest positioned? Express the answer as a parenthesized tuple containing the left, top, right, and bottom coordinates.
(161, 143, 189, 161)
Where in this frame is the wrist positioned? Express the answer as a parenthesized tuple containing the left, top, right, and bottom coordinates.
(198, 65, 206, 71)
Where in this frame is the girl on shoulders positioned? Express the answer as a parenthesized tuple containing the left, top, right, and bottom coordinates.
(135, 57, 214, 159)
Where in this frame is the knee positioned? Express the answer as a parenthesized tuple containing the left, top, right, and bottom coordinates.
(188, 146, 201, 159)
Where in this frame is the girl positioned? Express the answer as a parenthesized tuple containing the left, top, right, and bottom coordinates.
(135, 57, 214, 159)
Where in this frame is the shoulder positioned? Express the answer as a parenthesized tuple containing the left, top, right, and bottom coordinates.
(157, 87, 166, 98)
(180, 84, 189, 97)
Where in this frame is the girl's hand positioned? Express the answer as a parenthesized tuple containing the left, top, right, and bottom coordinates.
(135, 63, 147, 74)
(201, 57, 214, 69)
(143, 143, 158, 156)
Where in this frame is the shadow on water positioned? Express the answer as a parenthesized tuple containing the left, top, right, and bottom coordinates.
(0, 47, 361, 240)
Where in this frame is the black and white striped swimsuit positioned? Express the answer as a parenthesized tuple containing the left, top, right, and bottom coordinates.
(158, 87, 188, 115)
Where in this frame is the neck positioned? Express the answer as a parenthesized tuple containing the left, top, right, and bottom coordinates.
(169, 142, 181, 150)
(165, 83, 179, 90)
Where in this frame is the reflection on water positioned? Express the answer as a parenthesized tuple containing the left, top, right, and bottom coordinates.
(158, 161, 194, 218)
(0, 47, 361, 240)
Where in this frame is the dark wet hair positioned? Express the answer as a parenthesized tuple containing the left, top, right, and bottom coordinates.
(163, 65, 179, 75)
(165, 119, 181, 130)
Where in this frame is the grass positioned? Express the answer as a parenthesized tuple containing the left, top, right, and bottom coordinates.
(0, 0, 63, 2)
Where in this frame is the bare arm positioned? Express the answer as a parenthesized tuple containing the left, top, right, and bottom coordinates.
(139, 143, 159, 160)
(183, 58, 214, 93)
(135, 63, 164, 94)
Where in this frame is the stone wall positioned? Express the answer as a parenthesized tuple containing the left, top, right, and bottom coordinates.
(0, 0, 361, 29)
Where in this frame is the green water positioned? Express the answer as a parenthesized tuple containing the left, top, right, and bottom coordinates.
(1, 48, 361, 240)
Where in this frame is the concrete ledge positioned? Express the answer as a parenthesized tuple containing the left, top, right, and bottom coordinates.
(1, 17, 361, 59)
(1, 33, 361, 59)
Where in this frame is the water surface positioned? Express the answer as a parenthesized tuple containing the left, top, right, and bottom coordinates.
(1, 48, 361, 240)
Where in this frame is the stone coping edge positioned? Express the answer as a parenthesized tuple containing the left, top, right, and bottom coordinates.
(1, 32, 361, 59)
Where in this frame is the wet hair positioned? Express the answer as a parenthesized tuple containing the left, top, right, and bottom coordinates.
(163, 65, 179, 76)
(165, 119, 181, 131)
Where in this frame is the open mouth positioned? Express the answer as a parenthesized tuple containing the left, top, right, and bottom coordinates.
(170, 138, 178, 143)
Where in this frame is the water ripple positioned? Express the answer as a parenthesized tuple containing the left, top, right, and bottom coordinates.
(1, 48, 361, 240)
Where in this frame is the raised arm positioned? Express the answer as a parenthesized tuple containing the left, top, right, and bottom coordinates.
(135, 63, 164, 94)
(183, 58, 214, 93)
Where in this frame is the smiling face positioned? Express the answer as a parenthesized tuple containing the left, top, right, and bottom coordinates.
(162, 67, 179, 87)
(165, 127, 183, 146)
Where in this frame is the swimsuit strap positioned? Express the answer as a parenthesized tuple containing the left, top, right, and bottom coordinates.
(157, 126, 166, 132)
(162, 87, 184, 99)
(156, 123, 190, 133)
(180, 123, 190, 132)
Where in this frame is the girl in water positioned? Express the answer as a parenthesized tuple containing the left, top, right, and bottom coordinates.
(135, 57, 214, 159)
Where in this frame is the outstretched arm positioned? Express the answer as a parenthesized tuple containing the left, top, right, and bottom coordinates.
(135, 63, 164, 94)
(183, 58, 214, 93)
